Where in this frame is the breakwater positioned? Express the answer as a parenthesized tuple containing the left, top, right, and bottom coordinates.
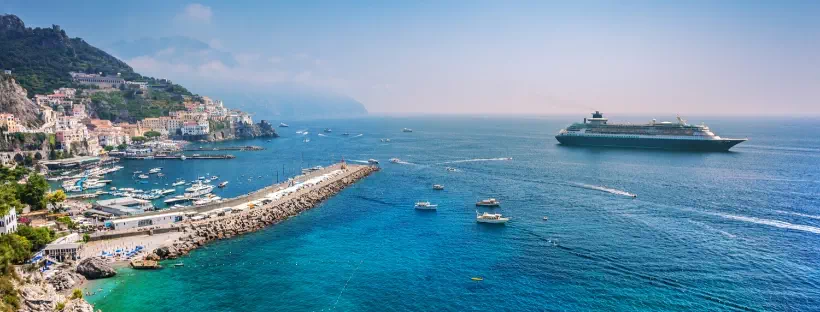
(149, 164, 378, 260)
(183, 145, 264, 151)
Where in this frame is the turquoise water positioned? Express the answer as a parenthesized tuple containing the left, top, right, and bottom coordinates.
(86, 116, 820, 311)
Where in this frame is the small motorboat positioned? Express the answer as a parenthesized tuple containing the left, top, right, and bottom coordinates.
(138, 174, 149, 179)
(445, 167, 457, 172)
(368, 159, 379, 164)
(218, 181, 229, 188)
(174, 263, 185, 267)
(279, 122, 289, 128)
(402, 128, 413, 133)
(476, 198, 500, 207)
(342, 132, 350, 136)
(414, 201, 438, 210)
(389, 158, 401, 163)
(433, 184, 444, 190)
(323, 128, 332, 133)
(471, 277, 484, 281)
(543, 216, 549, 221)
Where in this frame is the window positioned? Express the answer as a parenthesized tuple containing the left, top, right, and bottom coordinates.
(137, 219, 153, 227)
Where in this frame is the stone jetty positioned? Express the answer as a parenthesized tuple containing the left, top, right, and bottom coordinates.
(149, 164, 378, 260)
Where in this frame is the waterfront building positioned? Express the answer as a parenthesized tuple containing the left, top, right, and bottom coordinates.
(181, 121, 209, 136)
(43, 243, 81, 261)
(0, 208, 18, 235)
(125, 81, 148, 90)
(107, 212, 185, 230)
(117, 122, 144, 137)
(94, 197, 153, 216)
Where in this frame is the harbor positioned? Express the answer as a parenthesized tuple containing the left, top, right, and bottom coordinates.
(120, 154, 236, 160)
(183, 145, 265, 151)
(83, 163, 378, 258)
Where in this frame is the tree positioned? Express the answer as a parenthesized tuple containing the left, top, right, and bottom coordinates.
(0, 234, 32, 265)
(18, 174, 49, 210)
(131, 136, 146, 142)
(144, 131, 161, 139)
(103, 145, 114, 152)
(45, 190, 66, 211)
(116, 143, 128, 150)
(15, 225, 54, 251)
(55, 216, 75, 230)
(0, 185, 23, 216)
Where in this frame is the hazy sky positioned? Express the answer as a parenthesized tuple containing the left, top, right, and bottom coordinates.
(3, 1, 819, 116)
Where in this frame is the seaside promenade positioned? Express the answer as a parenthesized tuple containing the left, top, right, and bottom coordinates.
(81, 163, 377, 259)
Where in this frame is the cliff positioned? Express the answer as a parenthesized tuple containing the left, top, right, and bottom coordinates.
(0, 74, 42, 129)
(203, 120, 278, 142)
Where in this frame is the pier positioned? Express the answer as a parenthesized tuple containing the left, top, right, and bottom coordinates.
(88, 163, 378, 243)
(183, 145, 264, 151)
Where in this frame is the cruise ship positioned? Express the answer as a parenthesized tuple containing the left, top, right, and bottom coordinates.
(555, 111, 747, 151)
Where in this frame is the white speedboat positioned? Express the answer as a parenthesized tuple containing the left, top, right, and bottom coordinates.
(433, 184, 444, 190)
(389, 158, 401, 163)
(446, 167, 457, 172)
(172, 180, 186, 187)
(368, 159, 379, 164)
(218, 181, 229, 188)
(476, 198, 500, 207)
(148, 168, 162, 174)
(402, 128, 413, 132)
(414, 201, 438, 210)
(279, 122, 289, 127)
(193, 195, 222, 206)
(476, 212, 509, 224)
(138, 174, 149, 179)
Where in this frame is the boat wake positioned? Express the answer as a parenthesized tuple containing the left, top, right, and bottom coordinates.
(710, 212, 820, 235)
(571, 183, 637, 198)
(775, 210, 820, 220)
(352, 134, 363, 138)
(318, 133, 328, 137)
(349, 160, 370, 164)
(436, 157, 512, 165)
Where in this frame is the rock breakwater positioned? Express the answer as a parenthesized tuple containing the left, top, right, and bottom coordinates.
(151, 165, 378, 260)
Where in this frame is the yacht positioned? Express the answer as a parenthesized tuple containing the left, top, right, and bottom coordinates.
(138, 174, 149, 179)
(193, 195, 222, 206)
(185, 182, 214, 197)
(218, 181, 229, 188)
(476, 212, 509, 224)
(157, 173, 165, 177)
(172, 180, 186, 187)
(414, 201, 438, 210)
(148, 168, 162, 174)
(368, 159, 379, 164)
(389, 158, 401, 164)
(476, 198, 501, 207)
(432, 184, 445, 190)
(279, 122, 289, 127)
(402, 128, 413, 133)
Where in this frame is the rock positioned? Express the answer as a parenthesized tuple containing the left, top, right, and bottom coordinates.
(17, 281, 62, 312)
(75, 258, 116, 280)
(62, 299, 95, 312)
(46, 270, 86, 292)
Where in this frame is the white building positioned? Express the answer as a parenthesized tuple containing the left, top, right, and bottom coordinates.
(0, 208, 18, 235)
(181, 121, 209, 136)
(107, 212, 185, 230)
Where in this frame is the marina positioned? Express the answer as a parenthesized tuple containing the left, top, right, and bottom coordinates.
(121, 154, 236, 160)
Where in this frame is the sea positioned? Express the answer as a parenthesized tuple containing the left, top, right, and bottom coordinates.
(80, 116, 820, 311)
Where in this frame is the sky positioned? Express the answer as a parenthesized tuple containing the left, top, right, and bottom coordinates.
(2, 0, 819, 116)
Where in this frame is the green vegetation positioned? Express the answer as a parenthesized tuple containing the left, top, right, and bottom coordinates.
(55, 216, 75, 230)
(44, 190, 66, 211)
(71, 289, 83, 300)
(116, 143, 128, 151)
(103, 145, 114, 152)
(131, 136, 146, 143)
(18, 174, 49, 211)
(144, 131, 161, 139)
(15, 225, 54, 252)
(0, 167, 51, 215)
(82, 234, 90, 243)
(55, 301, 65, 311)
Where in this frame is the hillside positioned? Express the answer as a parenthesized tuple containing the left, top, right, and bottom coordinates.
(0, 14, 194, 123)
(0, 74, 42, 128)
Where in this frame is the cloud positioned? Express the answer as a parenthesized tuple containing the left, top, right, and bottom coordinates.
(208, 39, 223, 49)
(177, 3, 213, 23)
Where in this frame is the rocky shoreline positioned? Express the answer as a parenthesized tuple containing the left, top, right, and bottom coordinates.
(148, 165, 378, 260)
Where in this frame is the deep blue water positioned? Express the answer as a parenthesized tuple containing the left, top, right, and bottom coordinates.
(85, 116, 820, 311)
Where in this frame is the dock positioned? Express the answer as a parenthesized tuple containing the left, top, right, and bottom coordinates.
(121, 154, 236, 160)
(66, 191, 108, 199)
(183, 146, 264, 151)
